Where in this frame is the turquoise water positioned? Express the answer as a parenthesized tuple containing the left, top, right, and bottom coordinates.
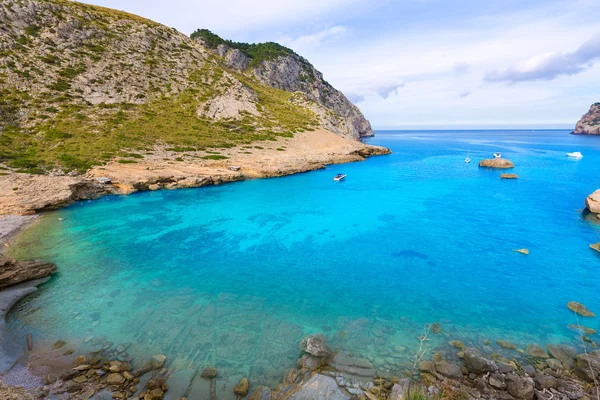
(6, 130, 600, 393)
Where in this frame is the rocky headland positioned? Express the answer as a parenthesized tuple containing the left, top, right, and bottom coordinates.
(572, 103, 600, 135)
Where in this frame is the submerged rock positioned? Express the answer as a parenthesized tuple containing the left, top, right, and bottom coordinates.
(479, 158, 515, 169)
(500, 173, 519, 179)
(151, 354, 166, 369)
(514, 249, 529, 255)
(300, 334, 330, 357)
(497, 340, 517, 350)
(567, 301, 595, 317)
(234, 378, 249, 396)
(287, 374, 349, 400)
(200, 366, 217, 379)
(527, 344, 549, 359)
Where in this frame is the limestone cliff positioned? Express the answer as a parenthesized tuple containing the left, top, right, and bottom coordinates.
(0, 0, 374, 174)
(192, 29, 374, 139)
(572, 103, 600, 135)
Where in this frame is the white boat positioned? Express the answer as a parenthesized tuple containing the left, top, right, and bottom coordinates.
(567, 152, 583, 158)
(464, 157, 471, 163)
(493, 153, 502, 158)
(333, 174, 346, 181)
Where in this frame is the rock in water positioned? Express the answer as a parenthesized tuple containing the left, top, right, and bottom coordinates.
(151, 354, 166, 369)
(527, 344, 549, 358)
(514, 249, 529, 255)
(200, 366, 217, 379)
(300, 334, 330, 357)
(0, 254, 57, 290)
(233, 378, 249, 396)
(567, 301, 595, 317)
(501, 173, 519, 179)
(586, 190, 600, 215)
(497, 340, 517, 350)
(590, 243, 600, 253)
(479, 158, 515, 169)
(572, 103, 600, 135)
(106, 373, 125, 385)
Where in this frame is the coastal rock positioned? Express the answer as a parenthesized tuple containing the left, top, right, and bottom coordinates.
(249, 386, 272, 400)
(497, 340, 517, 350)
(506, 374, 535, 399)
(501, 173, 519, 179)
(585, 190, 600, 214)
(435, 360, 463, 381)
(299, 354, 324, 371)
(300, 334, 330, 357)
(151, 354, 166, 369)
(546, 344, 577, 370)
(479, 158, 515, 169)
(567, 301, 595, 317)
(590, 243, 600, 253)
(200, 366, 217, 379)
(572, 103, 600, 135)
(463, 349, 498, 374)
(514, 249, 529, 255)
(107, 373, 125, 385)
(233, 378, 249, 396)
(287, 374, 350, 400)
(527, 344, 549, 359)
(0, 254, 57, 290)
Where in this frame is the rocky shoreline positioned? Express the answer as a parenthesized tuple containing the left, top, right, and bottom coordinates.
(0, 129, 390, 216)
(2, 322, 600, 400)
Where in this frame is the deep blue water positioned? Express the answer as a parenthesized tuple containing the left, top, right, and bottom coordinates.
(7, 129, 600, 394)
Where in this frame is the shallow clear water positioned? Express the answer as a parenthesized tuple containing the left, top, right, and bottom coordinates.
(7, 130, 600, 393)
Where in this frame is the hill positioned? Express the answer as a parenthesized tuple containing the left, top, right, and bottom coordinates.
(0, 0, 373, 174)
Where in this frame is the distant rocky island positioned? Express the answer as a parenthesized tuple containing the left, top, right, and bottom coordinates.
(572, 103, 600, 135)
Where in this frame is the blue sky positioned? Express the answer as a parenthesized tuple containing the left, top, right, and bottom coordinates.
(84, 0, 600, 129)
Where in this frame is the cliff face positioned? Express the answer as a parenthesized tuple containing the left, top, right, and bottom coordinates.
(0, 0, 374, 174)
(199, 35, 374, 139)
(572, 103, 600, 135)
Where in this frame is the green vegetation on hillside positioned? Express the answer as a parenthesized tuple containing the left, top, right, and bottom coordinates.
(0, 67, 317, 173)
(190, 29, 296, 68)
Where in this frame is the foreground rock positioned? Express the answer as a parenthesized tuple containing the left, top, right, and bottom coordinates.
(300, 334, 331, 358)
(0, 254, 56, 290)
(479, 158, 515, 169)
(585, 189, 600, 215)
(591, 243, 600, 253)
(572, 102, 600, 135)
(501, 173, 519, 179)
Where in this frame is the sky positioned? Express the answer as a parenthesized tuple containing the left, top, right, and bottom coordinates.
(82, 0, 600, 129)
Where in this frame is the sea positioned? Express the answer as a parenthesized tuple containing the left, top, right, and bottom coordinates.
(5, 130, 600, 397)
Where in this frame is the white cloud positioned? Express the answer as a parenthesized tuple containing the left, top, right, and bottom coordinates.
(279, 26, 348, 54)
(485, 33, 600, 83)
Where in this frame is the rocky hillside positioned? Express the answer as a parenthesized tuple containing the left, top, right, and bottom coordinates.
(191, 29, 374, 140)
(572, 103, 600, 135)
(0, 0, 373, 174)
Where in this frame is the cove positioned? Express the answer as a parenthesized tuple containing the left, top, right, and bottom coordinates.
(6, 130, 600, 396)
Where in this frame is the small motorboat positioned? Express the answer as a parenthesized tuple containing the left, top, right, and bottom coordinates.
(333, 174, 346, 181)
(567, 151, 583, 158)
(464, 157, 471, 163)
(493, 153, 502, 158)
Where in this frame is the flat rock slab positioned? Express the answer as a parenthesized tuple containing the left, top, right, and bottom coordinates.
(288, 374, 350, 400)
(164, 369, 195, 400)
